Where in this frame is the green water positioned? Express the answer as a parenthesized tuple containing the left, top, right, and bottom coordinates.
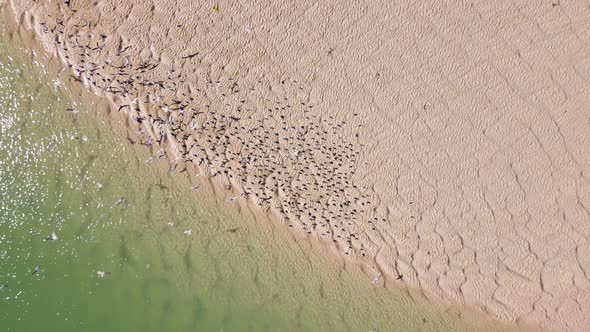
(0, 20, 495, 332)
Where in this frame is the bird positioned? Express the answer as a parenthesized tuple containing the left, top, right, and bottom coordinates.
(96, 271, 111, 278)
(371, 273, 382, 284)
(31, 266, 41, 276)
(45, 232, 59, 242)
(181, 52, 199, 59)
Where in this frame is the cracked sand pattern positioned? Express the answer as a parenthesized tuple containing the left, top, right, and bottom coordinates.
(7, 0, 590, 330)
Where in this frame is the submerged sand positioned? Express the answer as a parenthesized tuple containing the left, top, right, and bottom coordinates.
(4, 0, 590, 330)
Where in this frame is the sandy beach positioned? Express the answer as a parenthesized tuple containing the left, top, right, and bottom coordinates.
(4, 0, 590, 330)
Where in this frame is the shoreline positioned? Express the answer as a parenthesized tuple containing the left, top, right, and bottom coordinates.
(4, 0, 585, 330)
(0, 9, 517, 331)
(0, 27, 455, 331)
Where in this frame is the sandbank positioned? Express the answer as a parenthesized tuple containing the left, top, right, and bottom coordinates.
(5, 0, 590, 330)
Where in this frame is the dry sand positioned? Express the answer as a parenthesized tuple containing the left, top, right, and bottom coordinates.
(4, 0, 590, 330)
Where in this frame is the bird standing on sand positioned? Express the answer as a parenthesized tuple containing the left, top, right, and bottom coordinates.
(371, 273, 382, 284)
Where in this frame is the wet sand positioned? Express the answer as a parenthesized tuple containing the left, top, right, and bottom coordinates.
(4, 0, 590, 330)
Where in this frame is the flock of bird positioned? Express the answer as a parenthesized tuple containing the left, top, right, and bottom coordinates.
(35, 3, 385, 258)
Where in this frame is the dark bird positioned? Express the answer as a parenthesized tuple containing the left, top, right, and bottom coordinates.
(181, 52, 199, 59)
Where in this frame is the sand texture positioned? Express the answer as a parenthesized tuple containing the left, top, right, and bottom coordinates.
(5, 0, 590, 330)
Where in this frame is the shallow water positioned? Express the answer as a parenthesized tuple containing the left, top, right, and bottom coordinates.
(0, 18, 506, 332)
